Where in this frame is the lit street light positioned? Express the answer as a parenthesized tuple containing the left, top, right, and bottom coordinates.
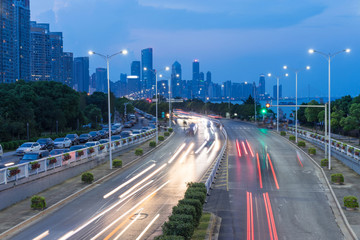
(267, 72, 288, 132)
(283, 65, 310, 143)
(309, 48, 351, 170)
(89, 49, 128, 169)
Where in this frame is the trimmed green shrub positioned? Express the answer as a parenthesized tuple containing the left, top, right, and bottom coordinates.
(172, 205, 197, 221)
(178, 198, 203, 224)
(344, 196, 359, 209)
(162, 220, 194, 240)
(184, 190, 206, 205)
(289, 135, 295, 141)
(81, 172, 94, 183)
(31, 195, 46, 210)
(164, 131, 170, 137)
(169, 214, 194, 225)
(280, 131, 286, 136)
(321, 158, 328, 167)
(331, 173, 344, 184)
(154, 236, 184, 240)
(158, 136, 165, 141)
(113, 159, 122, 168)
(149, 141, 156, 147)
(187, 182, 206, 189)
(297, 141, 306, 147)
(135, 148, 143, 156)
(308, 148, 316, 155)
(168, 128, 173, 133)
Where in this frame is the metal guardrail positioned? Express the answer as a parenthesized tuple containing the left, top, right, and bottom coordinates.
(205, 123, 228, 193)
(0, 129, 156, 185)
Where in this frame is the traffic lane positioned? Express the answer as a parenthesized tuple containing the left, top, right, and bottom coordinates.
(224, 120, 343, 239)
(11, 123, 223, 240)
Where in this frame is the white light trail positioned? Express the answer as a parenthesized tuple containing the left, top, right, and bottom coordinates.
(179, 143, 194, 163)
(195, 141, 207, 154)
(32, 230, 49, 240)
(168, 143, 186, 164)
(113, 208, 143, 240)
(136, 214, 160, 240)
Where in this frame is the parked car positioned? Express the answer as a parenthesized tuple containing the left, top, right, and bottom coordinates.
(124, 121, 132, 128)
(0, 144, 3, 160)
(132, 129, 142, 135)
(65, 134, 80, 145)
(19, 150, 50, 164)
(149, 124, 156, 129)
(79, 134, 92, 143)
(36, 138, 54, 151)
(16, 142, 41, 155)
(50, 149, 69, 156)
(89, 131, 101, 141)
(53, 138, 72, 148)
(98, 130, 108, 138)
(85, 141, 100, 147)
(141, 127, 150, 131)
(69, 145, 86, 151)
(121, 131, 133, 138)
(99, 139, 109, 144)
(111, 136, 121, 141)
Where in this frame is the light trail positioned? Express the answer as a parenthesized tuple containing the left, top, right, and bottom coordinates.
(111, 208, 143, 240)
(264, 193, 278, 240)
(195, 141, 207, 154)
(103, 164, 156, 198)
(32, 230, 49, 240)
(256, 153, 263, 189)
(90, 181, 170, 240)
(263, 193, 274, 240)
(267, 153, 279, 189)
(168, 143, 186, 163)
(242, 141, 248, 155)
(135, 214, 160, 240)
(236, 140, 242, 157)
(179, 143, 194, 163)
(246, 192, 254, 240)
(246, 140, 254, 157)
(120, 164, 167, 199)
(206, 140, 216, 154)
(296, 152, 304, 167)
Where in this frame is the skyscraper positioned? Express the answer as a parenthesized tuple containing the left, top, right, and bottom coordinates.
(259, 74, 265, 95)
(273, 84, 282, 99)
(192, 59, 200, 98)
(62, 52, 73, 87)
(171, 61, 182, 98)
(131, 61, 140, 78)
(141, 48, 154, 92)
(95, 68, 107, 93)
(30, 21, 51, 82)
(49, 32, 63, 82)
(73, 57, 89, 93)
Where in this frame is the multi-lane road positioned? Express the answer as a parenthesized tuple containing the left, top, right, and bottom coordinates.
(206, 120, 344, 239)
(9, 114, 224, 240)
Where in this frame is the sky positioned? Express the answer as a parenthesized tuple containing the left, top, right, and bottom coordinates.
(30, 0, 360, 98)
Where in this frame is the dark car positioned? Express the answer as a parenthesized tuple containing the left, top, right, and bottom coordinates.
(89, 131, 101, 141)
(98, 130, 108, 138)
(36, 138, 54, 150)
(65, 134, 80, 145)
(111, 135, 121, 141)
(124, 121, 132, 128)
(69, 145, 86, 151)
(121, 131, 133, 138)
(50, 149, 69, 156)
(79, 134, 92, 143)
(19, 150, 50, 164)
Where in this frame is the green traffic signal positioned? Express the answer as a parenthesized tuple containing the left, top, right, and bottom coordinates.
(261, 108, 267, 114)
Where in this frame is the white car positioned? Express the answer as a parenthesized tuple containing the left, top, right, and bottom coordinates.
(85, 141, 100, 147)
(53, 138, 72, 148)
(16, 142, 41, 155)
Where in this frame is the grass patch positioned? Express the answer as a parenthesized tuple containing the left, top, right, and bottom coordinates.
(191, 212, 211, 240)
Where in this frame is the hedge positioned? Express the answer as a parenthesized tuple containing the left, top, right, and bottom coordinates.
(178, 199, 202, 224)
(184, 190, 206, 205)
(31, 195, 46, 210)
(149, 141, 156, 147)
(81, 172, 94, 183)
(164, 132, 170, 137)
(344, 196, 359, 209)
(154, 236, 184, 240)
(158, 136, 165, 141)
(135, 148, 143, 156)
(331, 173, 344, 184)
(308, 148, 316, 155)
(321, 158, 328, 167)
(280, 131, 286, 136)
(168, 128, 173, 133)
(162, 220, 194, 240)
(289, 135, 295, 141)
(297, 141, 306, 147)
(113, 159, 122, 168)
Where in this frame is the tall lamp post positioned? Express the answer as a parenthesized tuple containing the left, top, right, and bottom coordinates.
(283, 65, 310, 143)
(309, 48, 351, 170)
(144, 67, 170, 144)
(159, 68, 173, 128)
(89, 49, 128, 169)
(267, 73, 288, 132)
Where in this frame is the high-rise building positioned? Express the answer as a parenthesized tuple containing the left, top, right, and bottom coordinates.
(273, 84, 282, 99)
(259, 74, 265, 96)
(192, 59, 200, 97)
(14, 0, 30, 82)
(30, 21, 51, 81)
(222, 80, 232, 98)
(49, 32, 63, 82)
(131, 61, 140, 78)
(62, 52, 73, 87)
(171, 61, 182, 98)
(141, 48, 154, 92)
(73, 57, 89, 93)
(95, 68, 107, 93)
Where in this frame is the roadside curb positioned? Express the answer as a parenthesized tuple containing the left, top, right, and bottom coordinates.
(273, 131, 358, 240)
(205, 212, 222, 240)
(0, 131, 175, 239)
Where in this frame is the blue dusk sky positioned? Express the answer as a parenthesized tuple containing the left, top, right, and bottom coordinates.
(31, 0, 360, 98)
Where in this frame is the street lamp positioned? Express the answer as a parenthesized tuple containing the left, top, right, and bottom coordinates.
(283, 65, 310, 143)
(158, 69, 172, 128)
(144, 67, 170, 144)
(267, 72, 288, 132)
(89, 49, 128, 169)
(309, 48, 351, 170)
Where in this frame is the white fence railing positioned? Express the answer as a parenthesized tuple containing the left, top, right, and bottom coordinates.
(287, 127, 360, 160)
(0, 129, 156, 185)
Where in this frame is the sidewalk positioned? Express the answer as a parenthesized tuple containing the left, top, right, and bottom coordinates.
(281, 133, 360, 239)
(0, 133, 170, 236)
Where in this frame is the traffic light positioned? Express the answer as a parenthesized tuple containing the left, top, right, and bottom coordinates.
(265, 103, 270, 108)
(162, 112, 165, 118)
(261, 108, 267, 114)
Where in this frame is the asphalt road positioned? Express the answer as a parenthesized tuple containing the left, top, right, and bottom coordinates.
(9, 114, 224, 240)
(205, 120, 344, 240)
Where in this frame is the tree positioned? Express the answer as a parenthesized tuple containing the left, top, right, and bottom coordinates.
(340, 103, 360, 143)
(304, 100, 322, 130)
